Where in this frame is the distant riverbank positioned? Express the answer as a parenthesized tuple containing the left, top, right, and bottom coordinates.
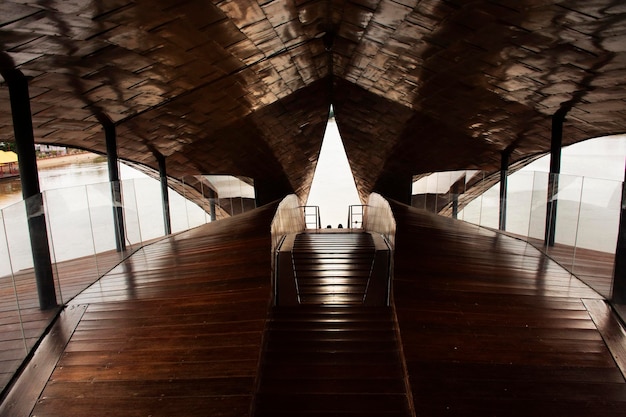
(36, 152, 104, 169)
(0, 153, 109, 210)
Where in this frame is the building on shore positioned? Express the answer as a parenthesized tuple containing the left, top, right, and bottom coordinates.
(0, 150, 18, 179)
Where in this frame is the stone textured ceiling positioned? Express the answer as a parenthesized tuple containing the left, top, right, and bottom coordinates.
(1, 0, 625, 203)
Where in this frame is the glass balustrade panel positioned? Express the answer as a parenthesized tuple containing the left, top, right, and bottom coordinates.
(42, 186, 99, 304)
(527, 171, 549, 242)
(120, 179, 142, 247)
(85, 182, 119, 255)
(504, 170, 535, 237)
(1, 197, 58, 353)
(0, 207, 29, 389)
(573, 176, 621, 298)
(128, 177, 166, 243)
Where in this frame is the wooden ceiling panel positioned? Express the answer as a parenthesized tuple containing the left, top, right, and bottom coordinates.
(0, 2, 41, 26)
(0, 0, 625, 203)
(101, 4, 176, 32)
(105, 26, 165, 53)
(202, 19, 248, 48)
(6, 10, 115, 41)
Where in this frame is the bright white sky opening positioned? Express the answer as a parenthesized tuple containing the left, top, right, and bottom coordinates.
(306, 115, 361, 228)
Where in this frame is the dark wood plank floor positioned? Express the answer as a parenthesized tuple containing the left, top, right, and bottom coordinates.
(0, 248, 134, 392)
(27, 203, 278, 417)
(3, 200, 626, 416)
(0, 304, 87, 417)
(527, 236, 615, 298)
(391, 202, 626, 416)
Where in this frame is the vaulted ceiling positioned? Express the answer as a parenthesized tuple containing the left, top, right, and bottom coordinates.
(1, 0, 625, 203)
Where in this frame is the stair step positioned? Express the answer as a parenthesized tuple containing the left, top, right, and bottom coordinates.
(254, 304, 410, 416)
(289, 232, 378, 306)
(254, 393, 410, 415)
(258, 362, 405, 380)
(261, 350, 403, 364)
(293, 252, 374, 258)
(295, 262, 372, 277)
(299, 294, 365, 304)
(256, 376, 407, 394)
(297, 282, 369, 292)
(257, 233, 408, 415)
(297, 276, 369, 281)
(265, 327, 396, 339)
(264, 339, 399, 353)
(271, 310, 393, 322)
(293, 257, 373, 263)
(269, 317, 393, 328)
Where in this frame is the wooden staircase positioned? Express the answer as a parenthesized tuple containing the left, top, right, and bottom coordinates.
(293, 233, 376, 305)
(253, 231, 412, 416)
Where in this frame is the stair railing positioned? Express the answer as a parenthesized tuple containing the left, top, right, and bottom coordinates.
(300, 205, 321, 229)
(348, 205, 366, 229)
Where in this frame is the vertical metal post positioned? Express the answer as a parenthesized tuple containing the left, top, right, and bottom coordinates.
(499, 149, 510, 231)
(451, 195, 458, 219)
(611, 168, 626, 304)
(156, 152, 172, 235)
(207, 188, 217, 221)
(6, 69, 57, 310)
(450, 175, 465, 220)
(100, 115, 126, 252)
(545, 109, 566, 247)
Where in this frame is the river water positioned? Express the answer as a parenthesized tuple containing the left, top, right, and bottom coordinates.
(0, 157, 208, 276)
(0, 157, 141, 210)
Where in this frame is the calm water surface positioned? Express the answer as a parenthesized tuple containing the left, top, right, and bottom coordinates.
(0, 159, 142, 210)
(0, 159, 207, 276)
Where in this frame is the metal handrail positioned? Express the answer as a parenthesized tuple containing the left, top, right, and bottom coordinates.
(348, 205, 366, 229)
(300, 205, 321, 229)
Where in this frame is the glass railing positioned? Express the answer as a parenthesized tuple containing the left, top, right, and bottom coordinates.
(0, 177, 216, 394)
(181, 174, 256, 221)
(412, 170, 622, 301)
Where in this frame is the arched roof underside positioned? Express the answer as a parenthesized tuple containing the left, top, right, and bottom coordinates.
(1, 0, 625, 203)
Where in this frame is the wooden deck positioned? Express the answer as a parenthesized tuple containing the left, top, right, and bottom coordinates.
(25, 203, 278, 417)
(1, 201, 626, 416)
(527, 237, 615, 299)
(0, 248, 134, 392)
(495, 229, 616, 299)
(391, 203, 626, 416)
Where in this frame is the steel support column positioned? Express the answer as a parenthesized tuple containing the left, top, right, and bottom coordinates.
(545, 109, 567, 247)
(451, 194, 459, 219)
(450, 176, 465, 220)
(156, 152, 172, 235)
(100, 115, 126, 252)
(207, 188, 217, 221)
(611, 168, 626, 303)
(499, 149, 510, 231)
(5, 70, 57, 310)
